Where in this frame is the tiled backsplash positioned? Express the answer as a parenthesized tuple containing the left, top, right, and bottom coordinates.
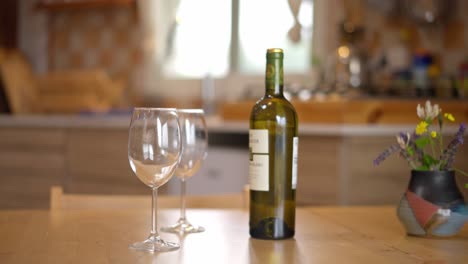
(48, 7, 143, 81)
(43, 0, 468, 79)
(17, 0, 468, 101)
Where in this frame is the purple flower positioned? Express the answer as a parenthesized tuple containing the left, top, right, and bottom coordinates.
(374, 144, 400, 166)
(457, 123, 466, 144)
(440, 123, 466, 170)
(399, 132, 409, 142)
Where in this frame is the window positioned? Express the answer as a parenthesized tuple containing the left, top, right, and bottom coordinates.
(238, 0, 313, 74)
(161, 0, 314, 78)
(163, 0, 231, 78)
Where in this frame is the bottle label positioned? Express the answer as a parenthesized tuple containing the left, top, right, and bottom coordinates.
(249, 129, 269, 191)
(292, 137, 298, 189)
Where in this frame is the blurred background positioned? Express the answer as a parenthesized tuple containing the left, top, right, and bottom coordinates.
(1, 0, 467, 113)
(0, 0, 467, 209)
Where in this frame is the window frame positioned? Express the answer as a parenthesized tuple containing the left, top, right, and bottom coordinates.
(145, 0, 328, 102)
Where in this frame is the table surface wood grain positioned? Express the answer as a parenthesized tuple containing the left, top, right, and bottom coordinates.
(1, 206, 467, 263)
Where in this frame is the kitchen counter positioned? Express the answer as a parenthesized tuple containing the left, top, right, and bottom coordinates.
(0, 114, 462, 136)
(0, 112, 467, 209)
(221, 98, 468, 126)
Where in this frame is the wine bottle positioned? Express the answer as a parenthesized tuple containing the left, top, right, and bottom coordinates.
(249, 48, 299, 239)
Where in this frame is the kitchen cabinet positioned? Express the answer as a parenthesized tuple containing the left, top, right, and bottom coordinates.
(0, 114, 466, 209)
(0, 119, 250, 209)
(166, 146, 249, 196)
(0, 128, 66, 209)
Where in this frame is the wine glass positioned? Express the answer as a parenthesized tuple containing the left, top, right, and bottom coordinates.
(128, 107, 182, 252)
(161, 109, 208, 234)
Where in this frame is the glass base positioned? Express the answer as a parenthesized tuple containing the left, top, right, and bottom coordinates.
(129, 234, 179, 252)
(161, 218, 205, 234)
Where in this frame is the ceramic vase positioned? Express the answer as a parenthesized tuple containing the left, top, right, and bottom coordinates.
(397, 170, 468, 237)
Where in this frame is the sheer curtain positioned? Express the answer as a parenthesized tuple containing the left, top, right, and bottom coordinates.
(134, 0, 180, 98)
(288, 0, 303, 43)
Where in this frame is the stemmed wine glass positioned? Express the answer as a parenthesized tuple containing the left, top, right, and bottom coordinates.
(128, 107, 182, 252)
(161, 109, 208, 234)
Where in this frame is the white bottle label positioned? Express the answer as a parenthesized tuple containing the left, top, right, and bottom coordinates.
(249, 129, 269, 191)
(292, 137, 298, 189)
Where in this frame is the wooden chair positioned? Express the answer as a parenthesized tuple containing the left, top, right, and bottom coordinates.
(50, 186, 247, 210)
(0, 49, 124, 114)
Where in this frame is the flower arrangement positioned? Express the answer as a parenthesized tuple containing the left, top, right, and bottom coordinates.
(374, 101, 467, 182)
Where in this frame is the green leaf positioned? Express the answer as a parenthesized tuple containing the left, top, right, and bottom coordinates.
(407, 147, 414, 157)
(465, 183, 468, 189)
(415, 137, 431, 149)
(422, 154, 437, 167)
(438, 113, 443, 130)
(416, 165, 430, 171)
(454, 168, 468, 177)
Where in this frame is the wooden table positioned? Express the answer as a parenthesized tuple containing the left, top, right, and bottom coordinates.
(1, 206, 467, 263)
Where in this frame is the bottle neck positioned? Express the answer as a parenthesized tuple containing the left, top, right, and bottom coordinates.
(265, 56, 284, 97)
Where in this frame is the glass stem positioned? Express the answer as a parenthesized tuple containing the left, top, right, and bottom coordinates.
(151, 187, 158, 237)
(180, 179, 187, 221)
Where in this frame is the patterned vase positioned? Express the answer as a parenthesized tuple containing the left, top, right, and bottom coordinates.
(397, 170, 468, 237)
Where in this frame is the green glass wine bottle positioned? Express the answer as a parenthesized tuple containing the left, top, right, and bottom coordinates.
(249, 48, 299, 240)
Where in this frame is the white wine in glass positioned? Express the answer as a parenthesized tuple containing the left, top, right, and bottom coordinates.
(161, 109, 208, 234)
(128, 107, 182, 252)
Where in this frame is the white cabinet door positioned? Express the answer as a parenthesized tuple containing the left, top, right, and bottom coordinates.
(166, 147, 249, 195)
